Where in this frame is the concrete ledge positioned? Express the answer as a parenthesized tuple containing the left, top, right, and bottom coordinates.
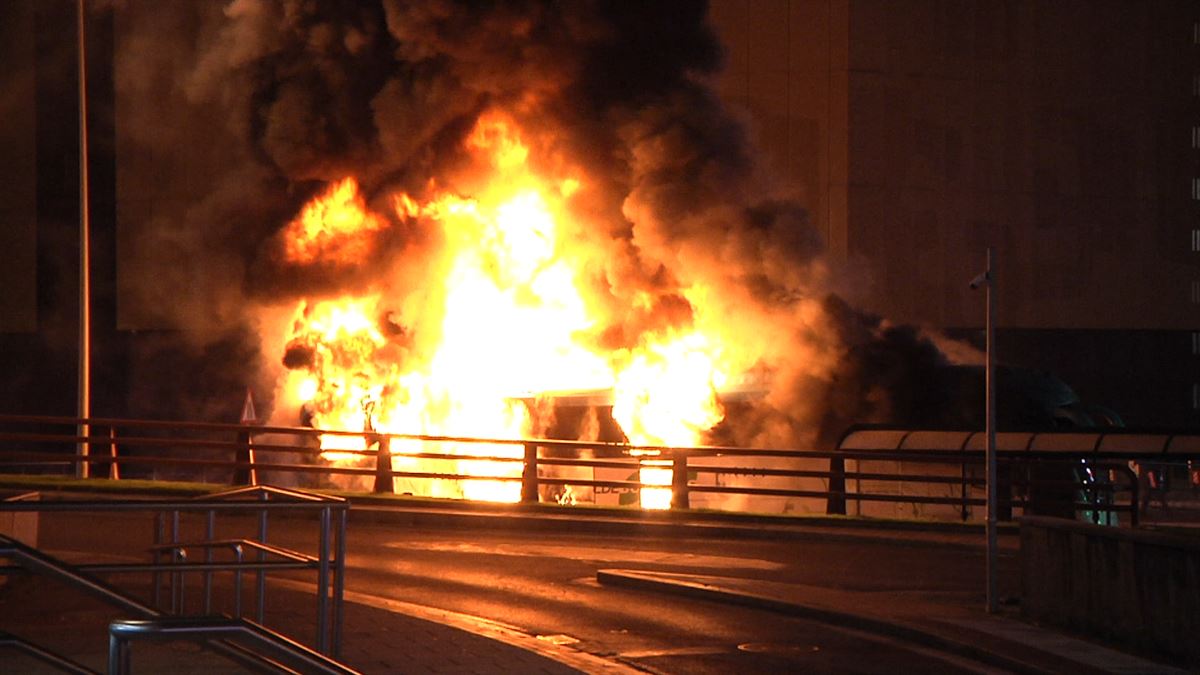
(1020, 516, 1200, 667)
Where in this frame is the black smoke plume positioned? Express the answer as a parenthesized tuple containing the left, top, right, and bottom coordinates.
(111, 0, 970, 441)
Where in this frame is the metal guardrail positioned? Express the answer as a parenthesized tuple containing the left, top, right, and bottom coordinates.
(0, 532, 355, 674)
(109, 617, 361, 675)
(0, 485, 347, 657)
(1, 414, 1197, 525)
(158, 485, 348, 656)
(0, 487, 347, 675)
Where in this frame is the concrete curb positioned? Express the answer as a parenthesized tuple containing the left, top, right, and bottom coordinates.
(595, 569, 1054, 675)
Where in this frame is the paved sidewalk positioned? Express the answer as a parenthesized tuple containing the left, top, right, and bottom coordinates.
(0, 572, 618, 674)
(269, 578, 633, 675)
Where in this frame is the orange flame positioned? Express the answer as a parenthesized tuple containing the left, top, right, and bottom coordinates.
(274, 112, 735, 506)
(283, 177, 385, 264)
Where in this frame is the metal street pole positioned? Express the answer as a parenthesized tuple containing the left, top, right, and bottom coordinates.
(970, 247, 999, 613)
(77, 0, 91, 478)
(985, 246, 998, 614)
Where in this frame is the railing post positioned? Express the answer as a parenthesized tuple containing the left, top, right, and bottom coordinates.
(204, 510, 214, 615)
(333, 506, 346, 657)
(108, 425, 120, 480)
(1122, 463, 1140, 527)
(960, 456, 969, 521)
(521, 443, 539, 504)
(826, 452, 847, 515)
(234, 389, 259, 485)
(317, 507, 331, 655)
(233, 430, 257, 485)
(152, 512, 163, 609)
(670, 452, 690, 510)
(256, 491, 268, 624)
(997, 458, 1012, 521)
(109, 632, 130, 675)
(233, 544, 244, 618)
(373, 435, 393, 494)
(170, 510, 182, 614)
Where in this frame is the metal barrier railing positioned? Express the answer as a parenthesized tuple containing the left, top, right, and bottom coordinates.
(1, 413, 1196, 525)
(0, 486, 347, 657)
(108, 617, 360, 675)
(0, 533, 355, 673)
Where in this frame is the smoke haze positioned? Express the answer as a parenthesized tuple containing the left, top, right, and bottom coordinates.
(111, 0, 970, 445)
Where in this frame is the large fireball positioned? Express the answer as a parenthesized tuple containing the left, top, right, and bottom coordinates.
(273, 111, 742, 506)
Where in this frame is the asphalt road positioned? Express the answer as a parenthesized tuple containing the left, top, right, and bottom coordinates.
(36, 510, 1017, 673)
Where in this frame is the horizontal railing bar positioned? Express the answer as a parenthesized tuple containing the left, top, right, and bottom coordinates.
(381, 452, 524, 463)
(10, 434, 1194, 470)
(383, 471, 522, 482)
(150, 539, 316, 564)
(534, 457, 654, 469)
(202, 484, 345, 503)
(0, 500, 345, 513)
(684, 486, 849, 500)
(515, 477, 668, 491)
(7, 428, 1198, 465)
(0, 560, 326, 575)
(0, 451, 1137, 491)
(12, 442, 1166, 473)
(0, 411, 1154, 526)
(0, 463, 1135, 514)
(82, 561, 318, 574)
(6, 413, 1200, 461)
(109, 617, 360, 675)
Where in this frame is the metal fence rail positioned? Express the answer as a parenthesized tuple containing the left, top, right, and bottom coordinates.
(1, 413, 1197, 525)
(0, 533, 355, 673)
(0, 486, 348, 658)
(108, 617, 361, 675)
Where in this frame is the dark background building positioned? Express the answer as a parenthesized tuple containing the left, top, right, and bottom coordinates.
(707, 0, 1200, 427)
(1, 0, 1198, 429)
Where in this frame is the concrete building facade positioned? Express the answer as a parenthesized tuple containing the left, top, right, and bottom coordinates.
(709, 0, 1200, 426)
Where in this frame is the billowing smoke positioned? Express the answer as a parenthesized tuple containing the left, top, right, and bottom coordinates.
(112, 0, 973, 445)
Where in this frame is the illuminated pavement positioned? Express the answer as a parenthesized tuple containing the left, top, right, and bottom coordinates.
(0, 573, 604, 674)
(337, 502, 1191, 674)
(2, 494, 1193, 673)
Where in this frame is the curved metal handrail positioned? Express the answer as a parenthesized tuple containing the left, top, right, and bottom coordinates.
(108, 617, 360, 675)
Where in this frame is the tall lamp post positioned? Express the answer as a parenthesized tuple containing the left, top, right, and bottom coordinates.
(970, 246, 998, 614)
(76, 0, 91, 478)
